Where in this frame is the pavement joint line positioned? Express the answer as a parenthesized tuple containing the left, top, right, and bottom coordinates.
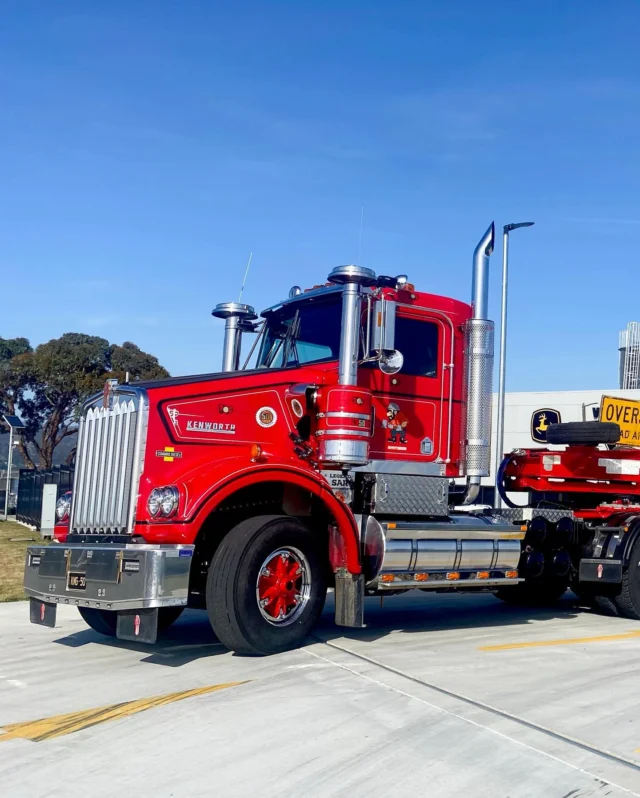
(479, 630, 640, 652)
(0, 681, 249, 743)
(309, 637, 640, 788)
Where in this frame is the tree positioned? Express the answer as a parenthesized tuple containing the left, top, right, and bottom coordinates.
(2, 333, 169, 469)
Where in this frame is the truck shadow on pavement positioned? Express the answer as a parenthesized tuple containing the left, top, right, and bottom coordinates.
(54, 591, 588, 663)
(54, 609, 227, 667)
(313, 591, 585, 646)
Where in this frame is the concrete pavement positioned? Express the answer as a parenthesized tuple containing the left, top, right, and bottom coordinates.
(0, 592, 639, 797)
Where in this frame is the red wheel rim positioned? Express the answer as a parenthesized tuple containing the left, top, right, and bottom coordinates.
(256, 547, 311, 626)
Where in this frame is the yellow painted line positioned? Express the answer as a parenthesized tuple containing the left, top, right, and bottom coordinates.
(0, 681, 248, 743)
(480, 630, 640, 652)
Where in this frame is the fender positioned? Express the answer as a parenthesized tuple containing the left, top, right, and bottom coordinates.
(138, 461, 362, 575)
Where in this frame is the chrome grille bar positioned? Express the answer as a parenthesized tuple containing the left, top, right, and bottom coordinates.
(70, 395, 147, 533)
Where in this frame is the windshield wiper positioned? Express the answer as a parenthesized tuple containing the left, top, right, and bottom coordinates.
(281, 310, 301, 366)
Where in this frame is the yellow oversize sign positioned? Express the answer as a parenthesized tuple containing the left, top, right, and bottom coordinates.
(600, 395, 640, 445)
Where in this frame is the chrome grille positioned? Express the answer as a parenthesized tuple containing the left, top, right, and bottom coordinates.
(71, 396, 146, 533)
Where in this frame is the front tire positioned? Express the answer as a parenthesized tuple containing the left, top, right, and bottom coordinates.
(78, 606, 117, 636)
(207, 515, 328, 655)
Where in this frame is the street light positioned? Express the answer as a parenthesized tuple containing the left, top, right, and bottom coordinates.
(2, 414, 25, 521)
(494, 222, 535, 509)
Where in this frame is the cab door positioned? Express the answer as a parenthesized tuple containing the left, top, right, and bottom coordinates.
(359, 308, 452, 465)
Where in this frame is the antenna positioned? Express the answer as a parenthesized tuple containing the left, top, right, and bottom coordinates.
(358, 205, 364, 264)
(238, 251, 253, 302)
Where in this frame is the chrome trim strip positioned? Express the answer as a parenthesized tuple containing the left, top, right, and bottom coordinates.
(351, 459, 445, 476)
(127, 396, 149, 532)
(316, 428, 371, 438)
(376, 577, 523, 590)
(324, 411, 371, 420)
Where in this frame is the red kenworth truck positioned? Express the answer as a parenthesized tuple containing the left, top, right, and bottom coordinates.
(24, 223, 640, 653)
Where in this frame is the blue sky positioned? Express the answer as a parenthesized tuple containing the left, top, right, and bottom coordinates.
(1, 0, 638, 390)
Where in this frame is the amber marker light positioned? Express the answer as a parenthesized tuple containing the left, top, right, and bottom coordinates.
(380, 574, 395, 583)
(250, 444, 263, 461)
(505, 570, 519, 579)
(477, 571, 490, 580)
(415, 573, 429, 582)
(446, 572, 461, 581)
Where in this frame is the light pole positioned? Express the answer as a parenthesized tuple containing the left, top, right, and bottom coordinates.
(2, 414, 25, 521)
(494, 222, 534, 509)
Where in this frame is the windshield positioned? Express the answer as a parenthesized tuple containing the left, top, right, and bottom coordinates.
(257, 298, 342, 368)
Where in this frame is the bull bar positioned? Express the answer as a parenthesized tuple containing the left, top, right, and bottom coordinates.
(24, 543, 194, 612)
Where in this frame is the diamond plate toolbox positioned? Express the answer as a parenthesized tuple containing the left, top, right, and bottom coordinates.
(371, 474, 449, 515)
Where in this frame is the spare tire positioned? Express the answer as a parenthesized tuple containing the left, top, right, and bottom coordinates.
(546, 421, 620, 446)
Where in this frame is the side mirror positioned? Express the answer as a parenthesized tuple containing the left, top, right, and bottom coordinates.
(372, 299, 403, 374)
(372, 299, 396, 351)
(379, 349, 404, 375)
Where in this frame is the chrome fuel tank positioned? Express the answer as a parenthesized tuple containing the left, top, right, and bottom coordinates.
(362, 515, 524, 590)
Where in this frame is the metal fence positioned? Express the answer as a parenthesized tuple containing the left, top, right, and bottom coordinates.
(16, 466, 74, 529)
(0, 470, 19, 514)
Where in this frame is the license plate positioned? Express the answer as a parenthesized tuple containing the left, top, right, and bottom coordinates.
(67, 571, 87, 591)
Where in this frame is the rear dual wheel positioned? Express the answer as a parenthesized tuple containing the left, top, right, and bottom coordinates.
(614, 536, 640, 619)
(207, 515, 328, 655)
(584, 536, 640, 620)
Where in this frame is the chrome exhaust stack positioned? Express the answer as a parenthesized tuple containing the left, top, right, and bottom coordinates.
(462, 223, 495, 505)
(328, 265, 377, 386)
(212, 302, 257, 372)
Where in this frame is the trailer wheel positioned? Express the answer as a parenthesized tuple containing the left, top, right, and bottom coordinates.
(207, 515, 328, 655)
(78, 606, 184, 637)
(546, 421, 620, 445)
(78, 607, 117, 637)
(613, 536, 640, 620)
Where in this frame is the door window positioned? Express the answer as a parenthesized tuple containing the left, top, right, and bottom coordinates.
(395, 317, 439, 377)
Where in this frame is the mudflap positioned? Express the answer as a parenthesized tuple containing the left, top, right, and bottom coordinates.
(579, 559, 623, 584)
(116, 608, 159, 644)
(29, 597, 57, 628)
(334, 570, 365, 628)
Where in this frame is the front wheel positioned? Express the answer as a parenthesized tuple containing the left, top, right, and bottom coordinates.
(207, 515, 328, 655)
(78, 606, 117, 636)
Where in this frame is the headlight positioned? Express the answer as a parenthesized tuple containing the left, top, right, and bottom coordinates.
(55, 494, 71, 522)
(147, 486, 179, 518)
(159, 486, 179, 517)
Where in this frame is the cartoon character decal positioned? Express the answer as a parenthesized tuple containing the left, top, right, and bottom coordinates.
(382, 402, 408, 444)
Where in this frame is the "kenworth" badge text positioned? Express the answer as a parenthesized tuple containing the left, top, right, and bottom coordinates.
(186, 420, 236, 434)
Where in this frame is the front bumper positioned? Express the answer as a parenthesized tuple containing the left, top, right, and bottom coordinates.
(24, 543, 194, 611)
